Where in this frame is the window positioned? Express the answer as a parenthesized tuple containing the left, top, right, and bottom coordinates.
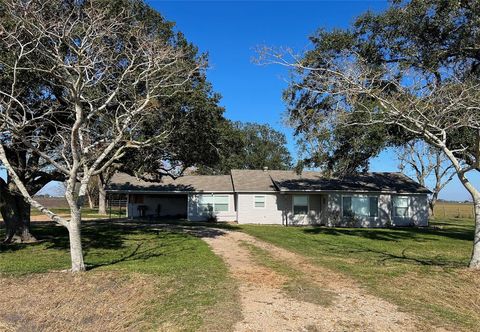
(393, 196, 409, 217)
(342, 196, 378, 218)
(214, 195, 229, 212)
(293, 195, 308, 215)
(254, 195, 265, 208)
(198, 194, 229, 214)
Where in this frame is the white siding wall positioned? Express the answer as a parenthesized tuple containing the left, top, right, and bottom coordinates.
(187, 194, 236, 222)
(125, 192, 429, 227)
(392, 194, 429, 227)
(328, 192, 429, 227)
(236, 193, 327, 225)
(237, 193, 287, 224)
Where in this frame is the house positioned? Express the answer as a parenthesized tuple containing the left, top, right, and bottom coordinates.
(106, 169, 431, 227)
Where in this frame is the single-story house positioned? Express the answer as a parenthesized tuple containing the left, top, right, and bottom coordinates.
(106, 169, 431, 227)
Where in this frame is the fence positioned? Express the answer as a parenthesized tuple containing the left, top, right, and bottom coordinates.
(107, 195, 127, 219)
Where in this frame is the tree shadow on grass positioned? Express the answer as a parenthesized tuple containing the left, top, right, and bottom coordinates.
(311, 238, 467, 268)
(1, 220, 232, 270)
(303, 223, 474, 243)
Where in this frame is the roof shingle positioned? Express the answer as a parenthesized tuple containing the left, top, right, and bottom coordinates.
(107, 170, 430, 194)
(107, 173, 234, 192)
(267, 170, 431, 193)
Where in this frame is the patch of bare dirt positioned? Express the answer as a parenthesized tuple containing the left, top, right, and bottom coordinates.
(203, 230, 449, 332)
(0, 271, 156, 332)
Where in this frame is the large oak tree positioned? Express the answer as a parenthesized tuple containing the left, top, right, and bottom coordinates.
(260, 0, 480, 268)
(197, 121, 293, 175)
(0, 0, 224, 271)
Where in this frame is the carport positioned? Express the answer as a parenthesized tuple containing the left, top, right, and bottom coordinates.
(127, 193, 188, 219)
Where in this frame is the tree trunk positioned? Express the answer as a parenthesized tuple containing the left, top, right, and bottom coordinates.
(0, 180, 36, 243)
(98, 174, 107, 215)
(470, 199, 480, 269)
(16, 196, 35, 242)
(68, 210, 86, 272)
(429, 194, 438, 217)
(87, 191, 95, 209)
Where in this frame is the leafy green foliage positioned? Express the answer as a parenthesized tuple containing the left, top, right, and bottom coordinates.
(197, 121, 293, 174)
(286, 0, 480, 175)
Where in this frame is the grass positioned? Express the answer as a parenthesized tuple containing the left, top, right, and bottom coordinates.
(240, 241, 337, 307)
(240, 218, 480, 331)
(0, 222, 240, 331)
(434, 201, 475, 219)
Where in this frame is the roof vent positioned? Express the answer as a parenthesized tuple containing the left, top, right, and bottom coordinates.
(263, 167, 268, 172)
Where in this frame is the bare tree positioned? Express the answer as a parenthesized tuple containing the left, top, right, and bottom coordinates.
(0, 0, 201, 271)
(258, 47, 480, 268)
(397, 141, 455, 216)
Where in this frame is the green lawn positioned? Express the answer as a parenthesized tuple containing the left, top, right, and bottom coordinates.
(241, 218, 480, 331)
(0, 222, 240, 331)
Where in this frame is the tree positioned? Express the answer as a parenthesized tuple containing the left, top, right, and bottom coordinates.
(197, 121, 293, 174)
(0, 0, 69, 242)
(259, 0, 480, 268)
(0, 0, 209, 271)
(397, 141, 455, 215)
(0, 0, 227, 242)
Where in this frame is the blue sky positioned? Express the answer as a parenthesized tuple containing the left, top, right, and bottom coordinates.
(1, 1, 478, 200)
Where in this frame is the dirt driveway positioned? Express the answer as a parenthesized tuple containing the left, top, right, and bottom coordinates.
(202, 229, 445, 332)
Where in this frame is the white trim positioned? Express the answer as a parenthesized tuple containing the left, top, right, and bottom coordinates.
(108, 189, 428, 196)
(126, 193, 131, 219)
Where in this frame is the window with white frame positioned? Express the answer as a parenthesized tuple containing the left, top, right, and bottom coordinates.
(254, 195, 265, 208)
(198, 194, 229, 214)
(342, 196, 378, 218)
(293, 195, 308, 215)
(393, 196, 409, 217)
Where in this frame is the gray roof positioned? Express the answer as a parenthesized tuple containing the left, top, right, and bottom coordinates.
(268, 170, 431, 193)
(231, 169, 277, 192)
(108, 173, 234, 193)
(107, 170, 430, 194)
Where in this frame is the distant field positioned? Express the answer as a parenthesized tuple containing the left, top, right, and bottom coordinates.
(434, 201, 475, 219)
(34, 197, 68, 208)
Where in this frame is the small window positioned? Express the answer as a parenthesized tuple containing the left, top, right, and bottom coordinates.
(254, 195, 265, 208)
(293, 195, 308, 215)
(342, 196, 378, 218)
(393, 196, 409, 217)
